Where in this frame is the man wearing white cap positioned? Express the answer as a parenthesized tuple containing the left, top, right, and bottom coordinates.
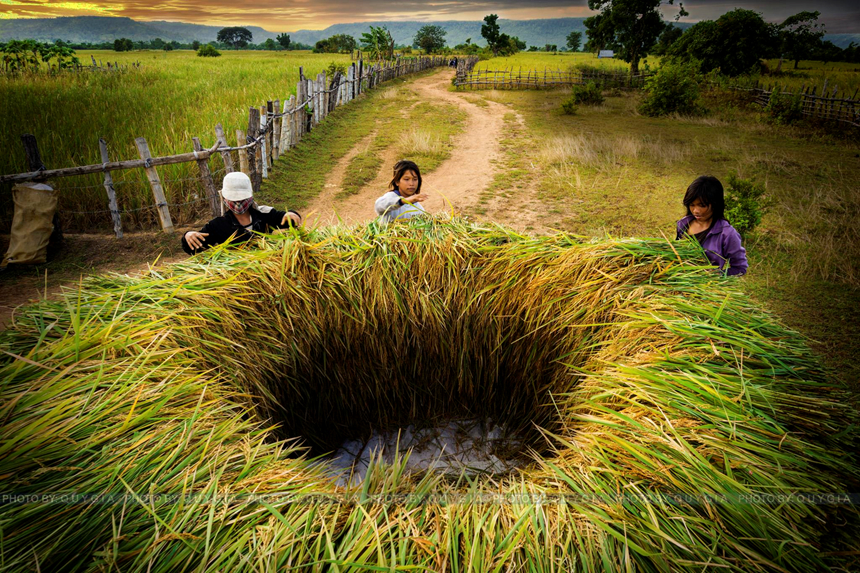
(182, 172, 302, 255)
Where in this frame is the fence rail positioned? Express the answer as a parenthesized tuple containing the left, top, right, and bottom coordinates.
(2, 55, 465, 237)
(719, 80, 860, 128)
(454, 66, 652, 90)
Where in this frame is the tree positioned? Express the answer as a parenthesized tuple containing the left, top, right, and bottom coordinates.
(217, 27, 252, 49)
(192, 40, 201, 51)
(814, 40, 843, 65)
(413, 25, 447, 54)
(39, 42, 79, 70)
(780, 11, 825, 69)
(652, 24, 682, 55)
(584, 0, 687, 75)
(481, 14, 511, 57)
(566, 31, 582, 52)
(113, 38, 133, 52)
(197, 44, 221, 57)
(151, 37, 166, 50)
(314, 34, 356, 54)
(277, 33, 291, 49)
(360, 26, 394, 60)
(667, 9, 777, 76)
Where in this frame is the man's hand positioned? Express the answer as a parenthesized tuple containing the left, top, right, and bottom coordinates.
(403, 193, 428, 204)
(185, 231, 209, 250)
(282, 212, 302, 227)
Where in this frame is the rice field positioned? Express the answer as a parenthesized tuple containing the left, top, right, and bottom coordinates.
(0, 50, 351, 229)
(1, 218, 858, 571)
(755, 59, 860, 96)
(473, 51, 649, 73)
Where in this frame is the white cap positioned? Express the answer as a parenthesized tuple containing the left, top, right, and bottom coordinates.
(220, 172, 253, 201)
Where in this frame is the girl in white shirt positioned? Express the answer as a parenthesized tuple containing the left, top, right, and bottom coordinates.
(374, 160, 429, 223)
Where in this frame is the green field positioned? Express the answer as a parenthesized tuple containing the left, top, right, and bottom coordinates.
(473, 51, 650, 72)
(753, 59, 860, 96)
(459, 85, 860, 385)
(0, 50, 351, 230)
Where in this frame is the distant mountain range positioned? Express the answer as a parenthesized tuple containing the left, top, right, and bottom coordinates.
(1, 16, 859, 50)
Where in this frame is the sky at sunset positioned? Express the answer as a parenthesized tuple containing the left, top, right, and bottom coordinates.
(1, 1, 858, 33)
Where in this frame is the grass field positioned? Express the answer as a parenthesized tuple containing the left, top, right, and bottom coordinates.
(462, 85, 860, 385)
(755, 59, 860, 96)
(473, 51, 639, 72)
(0, 50, 351, 230)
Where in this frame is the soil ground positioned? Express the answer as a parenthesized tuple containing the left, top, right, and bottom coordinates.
(0, 229, 189, 329)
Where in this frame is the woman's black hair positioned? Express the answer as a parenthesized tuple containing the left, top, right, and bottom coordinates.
(683, 175, 725, 220)
(389, 160, 422, 194)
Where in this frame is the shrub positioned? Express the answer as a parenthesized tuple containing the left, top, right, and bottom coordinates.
(196, 44, 221, 57)
(764, 90, 803, 124)
(560, 98, 579, 115)
(639, 60, 704, 116)
(326, 61, 347, 77)
(570, 82, 604, 105)
(724, 172, 770, 237)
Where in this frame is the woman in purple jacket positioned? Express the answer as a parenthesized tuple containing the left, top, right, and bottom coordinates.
(676, 176, 748, 276)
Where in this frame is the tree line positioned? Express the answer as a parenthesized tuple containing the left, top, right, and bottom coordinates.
(583, 1, 860, 75)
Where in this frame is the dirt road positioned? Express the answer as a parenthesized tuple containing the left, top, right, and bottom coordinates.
(304, 69, 512, 227)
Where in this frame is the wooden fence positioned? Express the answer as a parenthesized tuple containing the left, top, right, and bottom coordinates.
(454, 66, 652, 90)
(1, 55, 452, 237)
(719, 80, 860, 128)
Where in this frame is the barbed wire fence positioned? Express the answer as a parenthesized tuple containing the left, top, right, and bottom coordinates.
(2, 55, 472, 237)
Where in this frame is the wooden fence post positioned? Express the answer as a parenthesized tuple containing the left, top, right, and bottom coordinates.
(299, 79, 307, 136)
(280, 98, 291, 152)
(214, 123, 234, 173)
(192, 137, 220, 217)
(98, 138, 122, 238)
(134, 137, 173, 232)
(247, 108, 260, 194)
(272, 99, 281, 161)
(236, 129, 249, 176)
(266, 101, 274, 167)
(258, 105, 268, 179)
(321, 71, 328, 120)
(286, 96, 296, 149)
(21, 134, 46, 172)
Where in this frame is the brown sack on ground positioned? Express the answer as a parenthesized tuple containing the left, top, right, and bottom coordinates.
(2, 182, 57, 268)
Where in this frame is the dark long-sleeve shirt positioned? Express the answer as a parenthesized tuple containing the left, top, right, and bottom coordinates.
(181, 206, 298, 255)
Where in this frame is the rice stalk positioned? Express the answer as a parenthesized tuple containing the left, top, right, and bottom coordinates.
(0, 217, 857, 572)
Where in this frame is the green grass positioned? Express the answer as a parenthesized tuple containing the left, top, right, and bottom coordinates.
(337, 98, 467, 197)
(466, 85, 860, 386)
(754, 59, 860, 96)
(0, 50, 350, 230)
(257, 74, 468, 205)
(474, 52, 653, 72)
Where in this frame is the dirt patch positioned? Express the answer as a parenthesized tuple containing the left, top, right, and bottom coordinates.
(305, 69, 512, 226)
(0, 229, 190, 329)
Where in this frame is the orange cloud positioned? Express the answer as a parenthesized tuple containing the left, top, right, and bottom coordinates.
(0, 0, 596, 30)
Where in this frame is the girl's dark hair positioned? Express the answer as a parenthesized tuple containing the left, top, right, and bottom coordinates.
(389, 160, 422, 193)
(683, 175, 725, 220)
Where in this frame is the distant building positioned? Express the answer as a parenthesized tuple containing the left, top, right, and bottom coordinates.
(598, 50, 615, 58)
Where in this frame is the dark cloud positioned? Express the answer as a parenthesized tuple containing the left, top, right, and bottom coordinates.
(1, 0, 857, 33)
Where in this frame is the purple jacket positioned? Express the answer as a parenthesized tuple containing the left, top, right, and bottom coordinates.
(676, 216, 748, 276)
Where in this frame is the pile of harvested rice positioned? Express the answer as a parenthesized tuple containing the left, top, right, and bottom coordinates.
(1, 217, 858, 572)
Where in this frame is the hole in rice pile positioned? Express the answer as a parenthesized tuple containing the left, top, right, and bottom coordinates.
(1, 217, 858, 572)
